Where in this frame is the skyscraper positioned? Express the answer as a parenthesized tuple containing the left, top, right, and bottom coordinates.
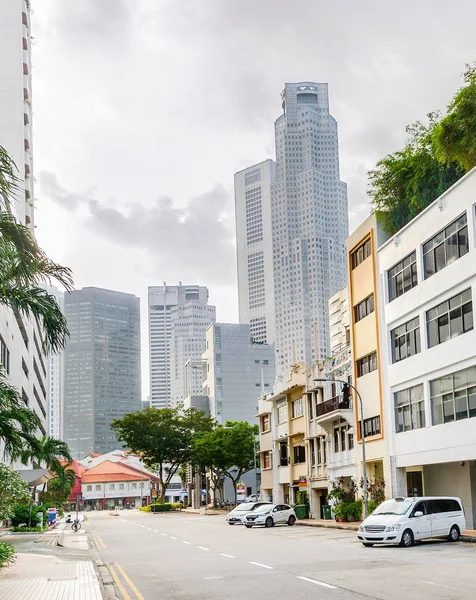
(148, 284, 215, 409)
(64, 287, 141, 459)
(235, 160, 276, 345)
(45, 286, 65, 440)
(235, 82, 348, 377)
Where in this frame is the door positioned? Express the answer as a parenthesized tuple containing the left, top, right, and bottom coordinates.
(409, 501, 432, 541)
(406, 471, 423, 497)
(427, 499, 448, 537)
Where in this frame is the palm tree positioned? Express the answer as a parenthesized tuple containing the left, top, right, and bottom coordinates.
(47, 464, 77, 505)
(21, 435, 72, 473)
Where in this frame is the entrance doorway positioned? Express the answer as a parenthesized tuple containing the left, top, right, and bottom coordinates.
(407, 471, 423, 497)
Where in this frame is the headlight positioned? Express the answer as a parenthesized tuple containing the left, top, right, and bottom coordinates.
(254, 513, 265, 518)
(358, 525, 364, 531)
(385, 524, 401, 532)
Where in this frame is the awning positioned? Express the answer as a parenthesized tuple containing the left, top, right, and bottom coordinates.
(17, 468, 54, 487)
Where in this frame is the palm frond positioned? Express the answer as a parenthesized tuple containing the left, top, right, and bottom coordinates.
(0, 145, 21, 212)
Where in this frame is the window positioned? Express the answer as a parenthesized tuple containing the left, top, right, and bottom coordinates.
(388, 251, 418, 302)
(394, 384, 425, 433)
(391, 317, 421, 363)
(310, 439, 316, 465)
(262, 451, 271, 469)
(260, 414, 270, 432)
(95, 485, 101, 491)
(86, 485, 92, 492)
(357, 352, 377, 377)
(277, 403, 287, 424)
(293, 445, 306, 464)
(423, 213, 469, 278)
(426, 289, 473, 349)
(292, 398, 303, 418)
(0, 336, 10, 374)
(430, 365, 476, 425)
(362, 416, 381, 438)
(280, 443, 288, 466)
(354, 294, 374, 323)
(348, 431, 354, 450)
(333, 428, 339, 453)
(316, 437, 326, 465)
(351, 238, 371, 269)
(110, 484, 115, 490)
(119, 483, 124, 490)
(131, 483, 137, 489)
(340, 428, 346, 452)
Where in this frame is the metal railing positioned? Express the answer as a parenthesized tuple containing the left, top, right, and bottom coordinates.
(315, 395, 353, 417)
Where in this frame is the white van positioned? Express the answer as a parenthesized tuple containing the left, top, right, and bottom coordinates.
(358, 496, 465, 547)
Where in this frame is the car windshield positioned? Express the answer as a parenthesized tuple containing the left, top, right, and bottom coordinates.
(373, 499, 414, 516)
(250, 503, 272, 512)
(234, 503, 254, 512)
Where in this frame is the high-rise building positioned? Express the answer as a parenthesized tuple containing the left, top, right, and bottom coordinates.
(64, 287, 141, 459)
(148, 284, 215, 409)
(235, 82, 348, 378)
(235, 160, 276, 345)
(45, 286, 65, 440)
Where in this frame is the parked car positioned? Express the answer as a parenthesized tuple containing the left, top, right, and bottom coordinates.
(358, 496, 466, 547)
(244, 504, 296, 528)
(245, 494, 260, 502)
(226, 502, 272, 525)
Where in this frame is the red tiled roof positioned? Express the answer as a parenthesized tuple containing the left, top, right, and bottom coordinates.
(82, 460, 160, 483)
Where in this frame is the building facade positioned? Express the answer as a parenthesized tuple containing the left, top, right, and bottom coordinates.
(235, 160, 276, 345)
(148, 284, 215, 409)
(63, 287, 141, 459)
(45, 286, 65, 440)
(378, 169, 476, 528)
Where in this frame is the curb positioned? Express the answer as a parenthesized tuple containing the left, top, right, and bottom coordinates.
(295, 521, 359, 531)
(90, 531, 120, 600)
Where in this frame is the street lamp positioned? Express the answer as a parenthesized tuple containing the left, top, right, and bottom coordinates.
(313, 378, 369, 518)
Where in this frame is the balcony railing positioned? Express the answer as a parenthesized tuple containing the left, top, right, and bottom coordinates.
(315, 395, 353, 418)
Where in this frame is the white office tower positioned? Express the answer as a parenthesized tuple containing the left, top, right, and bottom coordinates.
(272, 83, 348, 376)
(148, 285, 215, 409)
(0, 1, 49, 448)
(235, 160, 276, 344)
(202, 323, 275, 425)
(45, 286, 65, 440)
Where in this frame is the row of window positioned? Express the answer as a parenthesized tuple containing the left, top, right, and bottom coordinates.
(85, 482, 146, 492)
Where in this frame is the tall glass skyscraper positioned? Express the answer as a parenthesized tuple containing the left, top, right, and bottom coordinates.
(235, 82, 348, 378)
(64, 287, 141, 459)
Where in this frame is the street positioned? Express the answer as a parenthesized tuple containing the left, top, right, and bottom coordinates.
(86, 510, 476, 600)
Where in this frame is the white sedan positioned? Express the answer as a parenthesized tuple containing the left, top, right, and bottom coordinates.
(244, 504, 296, 528)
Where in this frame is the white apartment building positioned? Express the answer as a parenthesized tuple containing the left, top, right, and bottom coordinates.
(378, 168, 476, 528)
(148, 284, 215, 409)
(44, 286, 64, 440)
(0, 1, 49, 451)
(235, 160, 276, 345)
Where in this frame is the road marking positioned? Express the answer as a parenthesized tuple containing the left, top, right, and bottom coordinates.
(108, 564, 132, 600)
(182, 541, 192, 545)
(198, 546, 210, 552)
(95, 535, 106, 549)
(422, 581, 462, 591)
(219, 553, 235, 558)
(169, 536, 177, 540)
(250, 561, 274, 570)
(160, 533, 168, 536)
(114, 562, 145, 600)
(204, 576, 222, 580)
(297, 576, 337, 589)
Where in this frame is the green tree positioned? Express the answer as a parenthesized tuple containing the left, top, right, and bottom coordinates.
(111, 407, 214, 502)
(433, 64, 476, 172)
(47, 464, 76, 505)
(0, 463, 30, 521)
(20, 435, 72, 472)
(191, 430, 226, 505)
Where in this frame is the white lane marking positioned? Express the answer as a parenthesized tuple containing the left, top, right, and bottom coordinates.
(160, 533, 168, 536)
(297, 576, 337, 589)
(169, 536, 177, 540)
(182, 541, 192, 545)
(198, 546, 210, 552)
(250, 561, 274, 570)
(204, 576, 222, 580)
(219, 553, 235, 558)
(422, 581, 462, 591)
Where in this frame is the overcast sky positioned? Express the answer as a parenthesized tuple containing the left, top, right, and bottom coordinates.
(31, 0, 475, 399)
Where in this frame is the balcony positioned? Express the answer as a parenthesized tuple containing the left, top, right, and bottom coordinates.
(314, 395, 354, 430)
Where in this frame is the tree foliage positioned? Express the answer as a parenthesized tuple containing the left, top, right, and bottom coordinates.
(47, 464, 76, 505)
(111, 407, 214, 502)
(369, 64, 476, 235)
(0, 464, 30, 521)
(20, 435, 72, 472)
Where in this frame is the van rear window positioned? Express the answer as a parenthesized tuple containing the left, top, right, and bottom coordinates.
(446, 499, 462, 512)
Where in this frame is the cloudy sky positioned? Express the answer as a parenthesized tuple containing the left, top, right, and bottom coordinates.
(31, 0, 475, 398)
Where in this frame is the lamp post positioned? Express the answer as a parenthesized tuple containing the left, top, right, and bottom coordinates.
(313, 378, 369, 518)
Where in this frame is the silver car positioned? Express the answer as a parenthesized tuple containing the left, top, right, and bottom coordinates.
(226, 502, 273, 525)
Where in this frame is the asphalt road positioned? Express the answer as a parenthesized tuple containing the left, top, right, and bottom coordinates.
(85, 509, 476, 600)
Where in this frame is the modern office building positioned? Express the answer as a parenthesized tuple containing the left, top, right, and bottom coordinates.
(45, 286, 65, 440)
(63, 287, 141, 459)
(148, 284, 215, 409)
(235, 160, 276, 344)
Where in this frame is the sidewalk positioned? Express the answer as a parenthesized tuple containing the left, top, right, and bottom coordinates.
(296, 518, 476, 541)
(0, 553, 102, 600)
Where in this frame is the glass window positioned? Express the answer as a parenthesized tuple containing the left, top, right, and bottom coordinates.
(391, 317, 421, 363)
(292, 398, 303, 418)
(354, 294, 375, 323)
(351, 238, 372, 270)
(277, 403, 287, 424)
(86, 485, 92, 491)
(95, 485, 101, 491)
(394, 384, 425, 433)
(430, 365, 476, 425)
(260, 414, 270, 432)
(293, 445, 306, 464)
(426, 289, 473, 348)
(423, 213, 469, 279)
(361, 415, 381, 438)
(262, 451, 271, 469)
(388, 251, 418, 302)
(357, 352, 377, 377)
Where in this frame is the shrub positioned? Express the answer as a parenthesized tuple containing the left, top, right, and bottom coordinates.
(296, 491, 309, 506)
(11, 525, 46, 533)
(150, 503, 172, 513)
(11, 504, 41, 527)
(138, 506, 151, 512)
(0, 541, 15, 568)
(367, 500, 378, 515)
(346, 500, 363, 520)
(171, 503, 183, 511)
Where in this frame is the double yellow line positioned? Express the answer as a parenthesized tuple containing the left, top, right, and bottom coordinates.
(93, 534, 107, 549)
(108, 563, 144, 600)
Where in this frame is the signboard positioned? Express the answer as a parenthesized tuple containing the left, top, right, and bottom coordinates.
(151, 489, 158, 499)
(298, 476, 307, 489)
(236, 482, 246, 503)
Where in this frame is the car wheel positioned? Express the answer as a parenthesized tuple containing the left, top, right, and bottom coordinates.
(399, 529, 414, 547)
(265, 517, 274, 528)
(362, 543, 374, 547)
(287, 515, 296, 526)
(245, 524, 252, 529)
(448, 525, 460, 542)
(228, 522, 235, 525)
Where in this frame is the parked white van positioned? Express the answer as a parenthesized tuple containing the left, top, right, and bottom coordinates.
(358, 496, 465, 547)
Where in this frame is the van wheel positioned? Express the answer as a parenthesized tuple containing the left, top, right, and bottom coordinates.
(265, 517, 274, 528)
(362, 543, 374, 547)
(448, 525, 460, 542)
(399, 529, 414, 547)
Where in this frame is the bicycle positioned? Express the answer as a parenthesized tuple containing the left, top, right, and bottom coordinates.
(71, 519, 81, 531)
